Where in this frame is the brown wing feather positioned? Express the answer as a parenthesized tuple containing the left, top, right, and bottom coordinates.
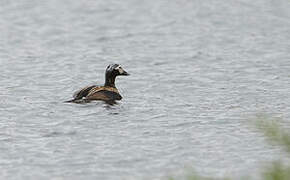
(86, 91, 112, 101)
(73, 85, 97, 100)
(66, 86, 121, 103)
(86, 87, 122, 101)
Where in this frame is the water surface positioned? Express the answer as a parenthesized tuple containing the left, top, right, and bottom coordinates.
(0, 0, 290, 179)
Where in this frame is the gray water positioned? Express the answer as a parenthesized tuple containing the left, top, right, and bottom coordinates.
(1, 0, 290, 179)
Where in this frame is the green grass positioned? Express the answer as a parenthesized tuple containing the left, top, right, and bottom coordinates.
(262, 161, 290, 180)
(255, 116, 290, 153)
(168, 116, 290, 180)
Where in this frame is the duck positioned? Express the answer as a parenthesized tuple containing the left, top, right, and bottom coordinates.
(66, 64, 129, 104)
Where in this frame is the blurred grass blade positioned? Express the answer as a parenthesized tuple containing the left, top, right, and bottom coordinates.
(256, 116, 290, 153)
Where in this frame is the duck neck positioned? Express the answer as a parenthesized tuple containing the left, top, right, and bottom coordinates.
(104, 74, 117, 88)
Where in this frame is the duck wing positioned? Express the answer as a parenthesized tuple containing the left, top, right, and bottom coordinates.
(86, 87, 122, 101)
(73, 85, 97, 100)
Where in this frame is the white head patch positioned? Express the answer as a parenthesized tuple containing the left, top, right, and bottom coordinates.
(115, 65, 124, 74)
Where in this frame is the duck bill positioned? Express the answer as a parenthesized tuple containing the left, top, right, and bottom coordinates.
(121, 70, 130, 76)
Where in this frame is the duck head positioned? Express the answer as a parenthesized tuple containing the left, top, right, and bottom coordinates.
(105, 64, 129, 87)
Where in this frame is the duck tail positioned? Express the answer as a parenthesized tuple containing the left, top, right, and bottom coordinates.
(64, 98, 89, 104)
(64, 99, 75, 103)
